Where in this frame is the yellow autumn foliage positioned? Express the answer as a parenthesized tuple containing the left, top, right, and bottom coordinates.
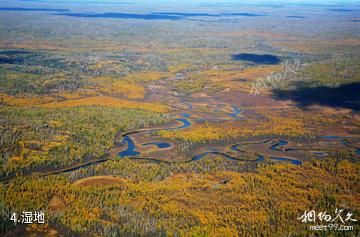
(200, 66, 282, 92)
(122, 71, 171, 83)
(0, 93, 55, 106)
(99, 81, 145, 99)
(2, 158, 359, 236)
(160, 115, 309, 143)
(88, 74, 161, 99)
(168, 64, 191, 73)
(57, 90, 99, 100)
(88, 60, 123, 72)
(40, 96, 168, 112)
(202, 65, 282, 82)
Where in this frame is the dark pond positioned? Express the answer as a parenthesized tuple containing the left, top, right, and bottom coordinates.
(0, 57, 23, 64)
(0, 50, 33, 65)
(232, 53, 281, 64)
(0, 50, 32, 55)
